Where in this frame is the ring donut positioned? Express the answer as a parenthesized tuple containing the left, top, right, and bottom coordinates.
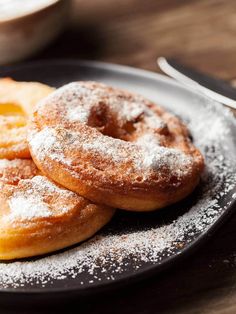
(29, 81, 204, 211)
(0, 159, 115, 260)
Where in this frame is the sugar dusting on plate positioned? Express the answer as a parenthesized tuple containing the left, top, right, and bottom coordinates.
(0, 96, 236, 289)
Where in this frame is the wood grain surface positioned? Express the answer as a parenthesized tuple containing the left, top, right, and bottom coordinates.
(38, 0, 236, 81)
(4, 1, 236, 313)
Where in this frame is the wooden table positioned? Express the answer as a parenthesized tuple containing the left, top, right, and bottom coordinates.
(4, 1, 236, 313)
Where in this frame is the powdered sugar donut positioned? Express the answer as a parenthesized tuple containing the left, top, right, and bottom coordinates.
(0, 159, 115, 260)
(28, 81, 204, 211)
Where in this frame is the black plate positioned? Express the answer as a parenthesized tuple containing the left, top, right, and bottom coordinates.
(0, 60, 235, 297)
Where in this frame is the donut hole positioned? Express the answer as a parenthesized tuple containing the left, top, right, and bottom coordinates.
(88, 102, 109, 129)
(123, 121, 136, 135)
(87, 103, 120, 138)
(106, 119, 138, 141)
(87, 102, 138, 141)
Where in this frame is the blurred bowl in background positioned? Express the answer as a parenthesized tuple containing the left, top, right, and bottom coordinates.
(0, 0, 70, 65)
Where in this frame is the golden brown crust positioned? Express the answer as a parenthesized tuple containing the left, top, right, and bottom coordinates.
(0, 159, 115, 260)
(0, 78, 54, 159)
(0, 158, 39, 185)
(29, 81, 204, 211)
(0, 115, 30, 159)
(0, 78, 55, 117)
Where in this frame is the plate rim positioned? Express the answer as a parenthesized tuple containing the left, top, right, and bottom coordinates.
(0, 58, 197, 91)
(0, 59, 235, 295)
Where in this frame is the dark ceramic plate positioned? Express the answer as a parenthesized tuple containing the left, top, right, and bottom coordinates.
(0, 60, 235, 298)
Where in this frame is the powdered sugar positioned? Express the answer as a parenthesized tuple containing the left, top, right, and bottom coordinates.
(30, 125, 193, 180)
(38, 81, 165, 128)
(0, 159, 37, 185)
(136, 133, 192, 174)
(1, 89, 236, 291)
(29, 127, 59, 161)
(0, 159, 18, 170)
(8, 194, 51, 221)
(31, 82, 199, 182)
(4, 175, 80, 223)
(121, 104, 144, 121)
(29, 127, 74, 168)
(66, 106, 90, 123)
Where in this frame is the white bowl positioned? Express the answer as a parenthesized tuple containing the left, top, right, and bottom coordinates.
(0, 0, 69, 65)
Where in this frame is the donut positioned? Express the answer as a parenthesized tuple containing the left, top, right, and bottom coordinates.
(0, 78, 54, 159)
(28, 81, 204, 212)
(0, 159, 115, 260)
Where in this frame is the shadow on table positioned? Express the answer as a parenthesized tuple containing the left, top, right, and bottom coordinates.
(31, 26, 104, 62)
